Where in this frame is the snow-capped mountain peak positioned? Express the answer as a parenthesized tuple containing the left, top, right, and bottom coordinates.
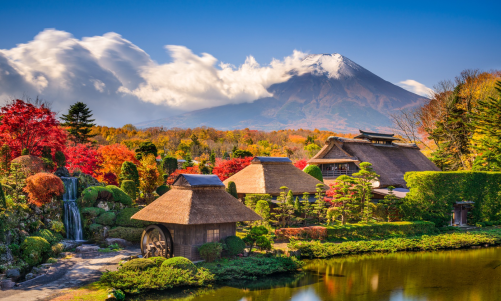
(300, 53, 363, 78)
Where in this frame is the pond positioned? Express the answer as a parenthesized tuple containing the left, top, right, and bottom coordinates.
(130, 247, 501, 301)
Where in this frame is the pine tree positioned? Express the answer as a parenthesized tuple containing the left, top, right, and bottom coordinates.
(226, 181, 238, 198)
(353, 162, 378, 223)
(162, 156, 178, 176)
(300, 192, 314, 225)
(312, 183, 327, 224)
(182, 153, 194, 169)
(61, 102, 96, 144)
(330, 175, 357, 225)
(271, 186, 295, 228)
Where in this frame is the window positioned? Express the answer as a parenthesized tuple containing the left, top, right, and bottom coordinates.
(207, 229, 219, 242)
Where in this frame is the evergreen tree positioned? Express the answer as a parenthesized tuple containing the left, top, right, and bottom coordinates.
(471, 80, 501, 171)
(209, 151, 216, 165)
(21, 148, 29, 155)
(135, 142, 158, 161)
(226, 181, 238, 198)
(120, 161, 140, 193)
(55, 150, 66, 168)
(254, 200, 270, 226)
(182, 153, 194, 169)
(41, 146, 55, 171)
(353, 162, 378, 223)
(312, 183, 327, 224)
(271, 186, 295, 228)
(330, 175, 358, 225)
(0, 184, 6, 208)
(162, 156, 178, 176)
(378, 186, 403, 222)
(61, 102, 96, 144)
(300, 192, 314, 225)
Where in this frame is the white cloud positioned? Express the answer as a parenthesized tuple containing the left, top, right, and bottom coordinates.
(396, 79, 433, 97)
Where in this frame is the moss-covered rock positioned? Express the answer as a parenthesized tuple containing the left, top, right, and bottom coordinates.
(81, 207, 106, 219)
(75, 172, 104, 197)
(106, 186, 132, 206)
(121, 258, 155, 271)
(108, 227, 143, 243)
(79, 186, 110, 207)
(161, 257, 196, 272)
(95, 212, 116, 226)
(88, 223, 105, 241)
(115, 208, 151, 228)
(21, 236, 51, 266)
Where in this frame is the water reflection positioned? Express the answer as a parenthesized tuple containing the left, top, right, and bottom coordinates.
(131, 247, 501, 301)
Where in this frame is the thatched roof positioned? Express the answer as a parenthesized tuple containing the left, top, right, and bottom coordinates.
(131, 174, 261, 225)
(308, 136, 440, 187)
(223, 157, 324, 195)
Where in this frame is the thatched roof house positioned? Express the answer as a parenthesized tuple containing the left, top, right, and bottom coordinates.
(132, 174, 261, 260)
(308, 130, 440, 188)
(223, 157, 323, 197)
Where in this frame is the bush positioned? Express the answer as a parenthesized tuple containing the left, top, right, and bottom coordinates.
(101, 266, 214, 294)
(8, 243, 20, 257)
(106, 185, 132, 206)
(226, 181, 238, 198)
(50, 221, 65, 234)
(95, 211, 116, 226)
(303, 165, 323, 182)
(34, 229, 63, 245)
(198, 256, 303, 281)
(121, 258, 156, 271)
(156, 185, 170, 196)
(289, 229, 501, 258)
(51, 243, 64, 256)
(149, 256, 167, 267)
(81, 207, 106, 218)
(121, 180, 136, 200)
(275, 226, 328, 241)
(11, 155, 45, 177)
(161, 257, 196, 272)
(80, 186, 109, 207)
(224, 236, 246, 256)
(89, 223, 104, 233)
(115, 208, 151, 228)
(108, 227, 143, 242)
(54, 151, 66, 167)
(76, 173, 103, 197)
(404, 171, 501, 226)
(119, 161, 140, 193)
(198, 242, 223, 262)
(323, 221, 436, 241)
(24, 173, 65, 206)
(21, 236, 51, 266)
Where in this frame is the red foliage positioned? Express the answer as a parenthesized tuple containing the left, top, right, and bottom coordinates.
(293, 159, 308, 170)
(24, 173, 65, 207)
(0, 100, 66, 158)
(275, 226, 327, 241)
(212, 157, 253, 181)
(96, 144, 138, 182)
(103, 172, 119, 186)
(166, 166, 200, 185)
(11, 155, 45, 176)
(64, 143, 99, 175)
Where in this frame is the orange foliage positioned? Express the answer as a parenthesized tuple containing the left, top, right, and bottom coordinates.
(24, 173, 65, 206)
(11, 155, 45, 176)
(96, 144, 138, 181)
(289, 135, 306, 144)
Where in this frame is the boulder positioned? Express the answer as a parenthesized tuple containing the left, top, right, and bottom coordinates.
(5, 269, 20, 281)
(106, 238, 132, 248)
(60, 240, 82, 251)
(1, 279, 15, 290)
(54, 167, 71, 177)
(97, 201, 110, 211)
(25, 273, 35, 280)
(76, 245, 100, 253)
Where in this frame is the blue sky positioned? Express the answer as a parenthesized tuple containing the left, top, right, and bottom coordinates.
(0, 0, 499, 126)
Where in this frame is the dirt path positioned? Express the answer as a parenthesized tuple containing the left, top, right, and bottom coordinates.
(0, 247, 141, 301)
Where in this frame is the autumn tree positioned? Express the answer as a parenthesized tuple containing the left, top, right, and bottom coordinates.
(96, 144, 138, 182)
(138, 154, 160, 200)
(60, 102, 96, 144)
(135, 142, 158, 161)
(212, 157, 253, 181)
(64, 143, 99, 175)
(0, 99, 66, 158)
(24, 173, 64, 207)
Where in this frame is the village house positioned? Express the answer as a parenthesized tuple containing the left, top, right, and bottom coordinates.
(308, 130, 440, 188)
(223, 156, 324, 200)
(131, 174, 261, 261)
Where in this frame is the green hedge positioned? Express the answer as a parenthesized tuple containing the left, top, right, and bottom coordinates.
(404, 171, 501, 226)
(79, 185, 132, 208)
(115, 208, 152, 228)
(108, 226, 144, 242)
(325, 221, 436, 241)
(289, 229, 501, 258)
(106, 185, 133, 206)
(95, 211, 116, 226)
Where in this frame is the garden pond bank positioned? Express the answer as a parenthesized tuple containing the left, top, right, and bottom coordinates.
(130, 246, 501, 301)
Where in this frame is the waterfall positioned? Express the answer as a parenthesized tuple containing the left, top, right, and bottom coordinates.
(61, 177, 83, 241)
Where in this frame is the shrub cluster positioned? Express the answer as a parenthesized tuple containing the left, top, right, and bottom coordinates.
(198, 242, 223, 262)
(95, 211, 116, 226)
(108, 227, 143, 242)
(324, 221, 436, 241)
(121, 258, 156, 271)
(20, 236, 51, 266)
(34, 229, 63, 245)
(161, 257, 196, 272)
(115, 208, 151, 228)
(224, 236, 246, 256)
(79, 185, 132, 207)
(275, 226, 328, 241)
(289, 229, 501, 258)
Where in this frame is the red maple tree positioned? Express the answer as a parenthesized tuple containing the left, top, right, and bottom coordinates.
(166, 166, 200, 185)
(0, 100, 66, 158)
(293, 159, 308, 170)
(212, 157, 253, 181)
(64, 143, 99, 175)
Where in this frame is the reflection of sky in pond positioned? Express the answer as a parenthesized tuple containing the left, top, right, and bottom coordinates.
(136, 247, 501, 301)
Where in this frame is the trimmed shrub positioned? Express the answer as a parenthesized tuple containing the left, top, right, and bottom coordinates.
(119, 161, 140, 192)
(21, 236, 51, 266)
(404, 171, 501, 226)
(198, 242, 223, 262)
(121, 180, 136, 200)
(156, 185, 170, 196)
(121, 258, 156, 271)
(81, 207, 106, 218)
(226, 181, 238, 198)
(108, 227, 143, 242)
(95, 211, 116, 226)
(161, 257, 196, 272)
(323, 221, 436, 241)
(303, 165, 323, 182)
(224, 235, 246, 256)
(106, 185, 132, 206)
(24, 172, 65, 207)
(115, 208, 151, 228)
(80, 186, 109, 207)
(11, 155, 45, 177)
(149, 256, 167, 267)
(34, 229, 63, 245)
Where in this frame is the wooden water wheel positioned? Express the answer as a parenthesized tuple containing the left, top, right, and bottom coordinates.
(140, 224, 173, 258)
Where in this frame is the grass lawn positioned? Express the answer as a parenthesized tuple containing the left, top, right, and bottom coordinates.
(51, 282, 109, 301)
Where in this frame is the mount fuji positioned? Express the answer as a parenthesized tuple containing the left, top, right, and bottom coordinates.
(136, 54, 427, 132)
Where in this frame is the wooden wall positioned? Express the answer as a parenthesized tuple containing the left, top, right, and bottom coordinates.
(162, 222, 236, 261)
